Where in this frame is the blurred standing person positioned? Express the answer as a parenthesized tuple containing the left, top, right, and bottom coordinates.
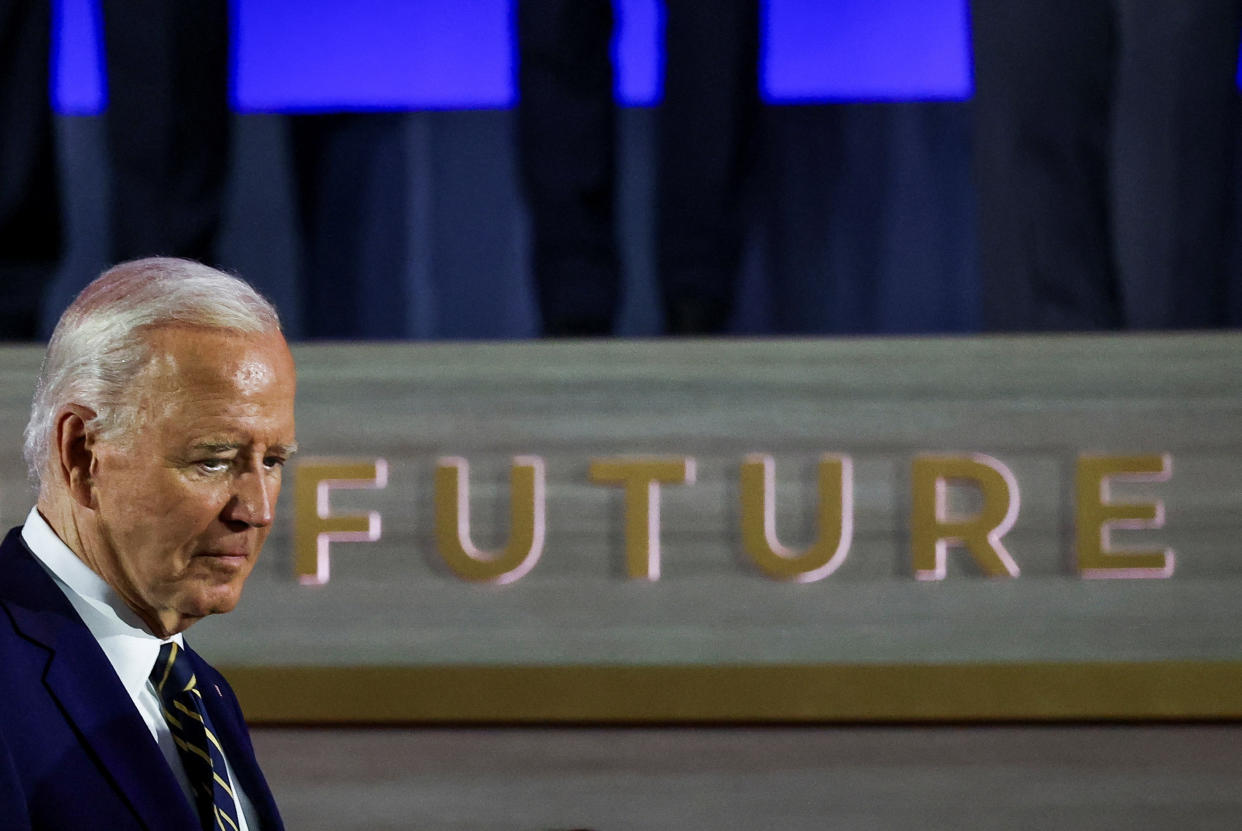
(0, 0, 61, 339)
(516, 0, 760, 335)
(971, 0, 1242, 330)
(103, 0, 232, 266)
(103, 0, 410, 338)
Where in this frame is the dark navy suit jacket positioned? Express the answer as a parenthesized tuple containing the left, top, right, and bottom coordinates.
(0, 527, 284, 830)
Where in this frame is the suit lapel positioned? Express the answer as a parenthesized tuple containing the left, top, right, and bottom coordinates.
(0, 530, 199, 831)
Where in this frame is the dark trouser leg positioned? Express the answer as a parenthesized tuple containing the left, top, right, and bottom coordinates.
(970, 0, 1121, 330)
(1111, 0, 1241, 328)
(515, 0, 620, 335)
(103, 0, 231, 264)
(290, 113, 410, 339)
(0, 0, 60, 338)
(658, 0, 759, 334)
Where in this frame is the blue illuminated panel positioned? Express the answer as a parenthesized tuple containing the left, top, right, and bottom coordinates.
(763, 0, 972, 101)
(612, 0, 661, 105)
(234, 0, 513, 111)
(53, 0, 974, 114)
(52, 0, 104, 115)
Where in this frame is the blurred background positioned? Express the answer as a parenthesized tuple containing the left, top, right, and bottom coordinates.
(6, 0, 1241, 340)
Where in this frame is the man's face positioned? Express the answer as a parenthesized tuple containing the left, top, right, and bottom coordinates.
(85, 325, 297, 636)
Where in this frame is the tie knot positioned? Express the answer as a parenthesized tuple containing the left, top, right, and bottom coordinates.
(150, 641, 197, 703)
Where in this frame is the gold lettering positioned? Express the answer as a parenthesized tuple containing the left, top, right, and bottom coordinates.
(435, 456, 545, 583)
(293, 459, 388, 585)
(739, 454, 852, 581)
(911, 454, 1020, 580)
(1075, 454, 1173, 578)
(588, 457, 695, 580)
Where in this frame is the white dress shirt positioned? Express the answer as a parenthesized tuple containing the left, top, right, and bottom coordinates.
(22, 507, 256, 830)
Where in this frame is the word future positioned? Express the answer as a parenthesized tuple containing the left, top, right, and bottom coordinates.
(291, 453, 1172, 585)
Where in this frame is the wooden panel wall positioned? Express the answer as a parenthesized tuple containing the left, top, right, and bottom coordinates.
(1, 334, 1239, 720)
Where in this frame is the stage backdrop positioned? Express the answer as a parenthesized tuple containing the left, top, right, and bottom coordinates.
(45, 0, 985, 341)
(52, 0, 973, 113)
(40, 0, 1242, 340)
(1, 334, 1239, 722)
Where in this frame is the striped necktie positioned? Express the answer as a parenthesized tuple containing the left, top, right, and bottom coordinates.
(150, 642, 242, 831)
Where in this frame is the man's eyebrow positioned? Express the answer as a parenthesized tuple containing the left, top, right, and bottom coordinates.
(190, 440, 243, 454)
(189, 440, 300, 456)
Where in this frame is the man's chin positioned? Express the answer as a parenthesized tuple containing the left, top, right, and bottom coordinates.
(181, 582, 245, 621)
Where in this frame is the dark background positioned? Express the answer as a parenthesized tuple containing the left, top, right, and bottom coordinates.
(30, 0, 1242, 338)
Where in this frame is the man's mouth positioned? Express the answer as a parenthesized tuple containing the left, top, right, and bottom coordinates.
(198, 549, 250, 567)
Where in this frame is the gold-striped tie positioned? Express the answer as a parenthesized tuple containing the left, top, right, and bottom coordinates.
(150, 642, 242, 831)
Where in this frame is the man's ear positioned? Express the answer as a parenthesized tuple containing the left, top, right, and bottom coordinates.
(55, 404, 99, 509)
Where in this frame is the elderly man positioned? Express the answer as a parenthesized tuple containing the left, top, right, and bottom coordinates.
(0, 258, 294, 829)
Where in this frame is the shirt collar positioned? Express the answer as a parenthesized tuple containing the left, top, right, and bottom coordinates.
(21, 507, 182, 699)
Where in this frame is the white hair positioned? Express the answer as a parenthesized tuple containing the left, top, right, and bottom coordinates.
(24, 257, 283, 487)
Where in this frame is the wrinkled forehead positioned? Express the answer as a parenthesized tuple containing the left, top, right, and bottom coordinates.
(133, 325, 296, 404)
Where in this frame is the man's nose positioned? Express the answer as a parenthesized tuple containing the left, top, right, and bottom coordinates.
(228, 468, 275, 527)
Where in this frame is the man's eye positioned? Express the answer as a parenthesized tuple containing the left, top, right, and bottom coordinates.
(263, 456, 287, 470)
(199, 459, 231, 473)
